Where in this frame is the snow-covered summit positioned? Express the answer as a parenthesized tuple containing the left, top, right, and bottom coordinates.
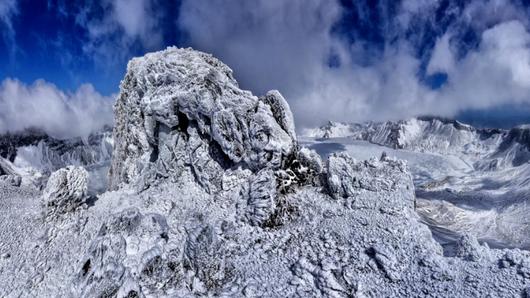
(2, 48, 530, 297)
(109, 47, 297, 191)
(0, 127, 113, 190)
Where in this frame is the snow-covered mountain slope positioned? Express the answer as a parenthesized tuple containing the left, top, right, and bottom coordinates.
(302, 117, 530, 252)
(0, 127, 113, 192)
(305, 117, 530, 171)
(1, 48, 530, 297)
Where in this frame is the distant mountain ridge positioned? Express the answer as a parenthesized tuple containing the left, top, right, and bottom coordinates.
(304, 116, 530, 170)
(0, 126, 113, 190)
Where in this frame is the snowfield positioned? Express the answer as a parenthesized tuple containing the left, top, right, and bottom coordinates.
(304, 117, 530, 252)
(0, 47, 530, 297)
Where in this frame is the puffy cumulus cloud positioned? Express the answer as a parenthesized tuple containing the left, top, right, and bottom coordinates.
(0, 0, 18, 57)
(178, 0, 343, 95)
(178, 0, 366, 126)
(178, 0, 530, 128)
(177, 0, 432, 125)
(430, 20, 530, 114)
(76, 0, 163, 67)
(0, 79, 114, 139)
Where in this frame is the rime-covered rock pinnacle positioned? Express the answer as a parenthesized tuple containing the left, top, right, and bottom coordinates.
(109, 47, 297, 192)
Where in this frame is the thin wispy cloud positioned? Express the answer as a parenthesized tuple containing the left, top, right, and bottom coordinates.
(0, 0, 18, 60)
(75, 0, 163, 68)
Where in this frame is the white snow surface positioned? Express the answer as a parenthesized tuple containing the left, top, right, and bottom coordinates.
(303, 117, 530, 251)
(0, 48, 530, 297)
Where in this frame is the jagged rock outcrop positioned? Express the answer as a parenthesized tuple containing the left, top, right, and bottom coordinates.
(42, 166, 88, 217)
(0, 157, 20, 186)
(0, 157, 15, 176)
(326, 152, 410, 199)
(79, 48, 530, 297)
(109, 47, 296, 192)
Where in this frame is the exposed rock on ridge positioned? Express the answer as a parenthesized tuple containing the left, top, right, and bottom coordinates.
(109, 47, 297, 192)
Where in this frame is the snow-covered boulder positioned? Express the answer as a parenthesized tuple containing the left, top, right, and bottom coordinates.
(326, 152, 410, 199)
(42, 166, 88, 216)
(0, 175, 21, 187)
(455, 234, 492, 262)
(109, 47, 296, 192)
(73, 208, 174, 297)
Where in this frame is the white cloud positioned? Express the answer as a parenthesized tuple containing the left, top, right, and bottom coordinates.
(427, 34, 455, 74)
(0, 79, 114, 139)
(178, 0, 530, 128)
(178, 0, 353, 126)
(462, 0, 529, 30)
(77, 0, 162, 67)
(434, 20, 530, 113)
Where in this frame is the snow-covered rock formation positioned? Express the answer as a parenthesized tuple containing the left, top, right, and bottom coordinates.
(303, 117, 530, 251)
(42, 166, 88, 217)
(1, 48, 530, 297)
(108, 48, 297, 193)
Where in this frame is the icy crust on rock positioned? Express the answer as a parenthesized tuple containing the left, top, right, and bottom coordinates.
(109, 47, 296, 191)
(326, 152, 410, 199)
(4, 155, 528, 297)
(42, 166, 88, 217)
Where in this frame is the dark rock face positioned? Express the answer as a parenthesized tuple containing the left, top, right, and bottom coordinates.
(0, 128, 48, 162)
(500, 127, 530, 151)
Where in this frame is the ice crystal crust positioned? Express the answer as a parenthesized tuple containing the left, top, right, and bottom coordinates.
(109, 47, 295, 191)
(42, 166, 88, 217)
(1, 48, 530, 297)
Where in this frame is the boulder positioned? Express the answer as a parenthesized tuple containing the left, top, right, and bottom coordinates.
(42, 166, 88, 216)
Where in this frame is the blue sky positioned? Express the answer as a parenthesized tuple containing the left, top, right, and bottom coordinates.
(0, 0, 183, 94)
(1, 0, 530, 138)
